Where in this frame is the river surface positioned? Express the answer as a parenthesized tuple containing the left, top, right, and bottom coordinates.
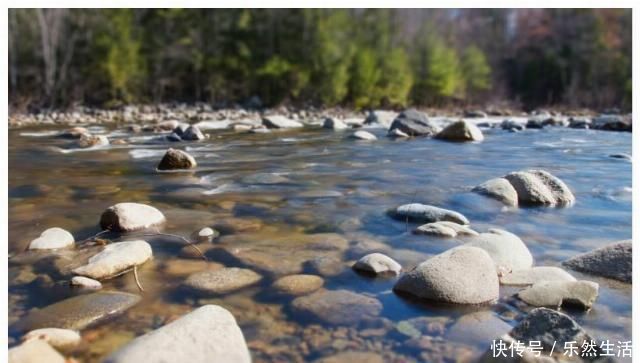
(8, 121, 632, 362)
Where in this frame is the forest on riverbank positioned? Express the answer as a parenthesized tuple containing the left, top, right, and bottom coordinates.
(8, 9, 632, 112)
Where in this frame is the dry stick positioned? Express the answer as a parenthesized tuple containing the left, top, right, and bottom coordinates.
(77, 229, 111, 246)
(140, 232, 208, 261)
(133, 265, 144, 292)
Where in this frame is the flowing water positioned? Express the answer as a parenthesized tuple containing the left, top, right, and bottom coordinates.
(8, 121, 632, 362)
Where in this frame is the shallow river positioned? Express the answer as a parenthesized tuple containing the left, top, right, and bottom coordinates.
(8, 121, 632, 362)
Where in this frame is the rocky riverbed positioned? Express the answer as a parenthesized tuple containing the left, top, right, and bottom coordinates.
(8, 107, 632, 362)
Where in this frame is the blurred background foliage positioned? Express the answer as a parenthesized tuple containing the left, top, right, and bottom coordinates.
(8, 8, 632, 111)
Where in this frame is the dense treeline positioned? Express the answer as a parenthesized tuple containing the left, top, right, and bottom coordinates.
(8, 9, 632, 111)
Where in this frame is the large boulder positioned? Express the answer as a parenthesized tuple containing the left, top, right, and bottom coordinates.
(13, 291, 141, 332)
(181, 125, 206, 140)
(352, 253, 401, 275)
(393, 246, 499, 304)
(263, 115, 303, 129)
(517, 280, 599, 309)
(72, 241, 153, 280)
(388, 109, 441, 136)
(472, 178, 519, 206)
(465, 229, 533, 273)
(503, 170, 575, 206)
(104, 305, 251, 363)
(389, 203, 469, 225)
(563, 240, 631, 283)
(28, 227, 74, 250)
(436, 120, 484, 142)
(183, 268, 262, 295)
(157, 148, 197, 170)
(291, 289, 382, 325)
(100, 202, 166, 232)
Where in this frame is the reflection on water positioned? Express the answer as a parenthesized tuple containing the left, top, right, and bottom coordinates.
(8, 123, 632, 362)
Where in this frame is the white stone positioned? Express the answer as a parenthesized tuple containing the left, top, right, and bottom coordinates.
(351, 130, 378, 140)
(72, 241, 153, 280)
(23, 328, 82, 350)
(9, 339, 65, 363)
(353, 253, 401, 275)
(262, 115, 303, 129)
(71, 276, 103, 289)
(465, 229, 533, 273)
(500, 266, 576, 286)
(28, 228, 74, 250)
(104, 305, 251, 363)
(393, 246, 499, 304)
(518, 280, 599, 309)
(100, 202, 166, 232)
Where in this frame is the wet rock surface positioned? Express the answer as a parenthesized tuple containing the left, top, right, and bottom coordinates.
(389, 203, 469, 224)
(272, 274, 325, 296)
(563, 240, 632, 283)
(183, 268, 262, 295)
(517, 280, 599, 309)
(388, 109, 441, 136)
(352, 253, 401, 275)
(157, 148, 197, 170)
(13, 291, 141, 332)
(436, 120, 484, 142)
(499, 266, 576, 286)
(291, 289, 383, 326)
(504, 170, 575, 206)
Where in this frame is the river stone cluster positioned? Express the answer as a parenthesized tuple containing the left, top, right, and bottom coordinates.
(473, 169, 575, 207)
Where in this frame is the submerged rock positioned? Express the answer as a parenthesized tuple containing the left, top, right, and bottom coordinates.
(563, 240, 632, 283)
(500, 266, 576, 286)
(263, 115, 303, 129)
(393, 246, 499, 304)
(352, 253, 401, 275)
(13, 291, 141, 332)
(104, 305, 251, 363)
(445, 311, 512, 344)
(72, 240, 153, 280)
(351, 130, 377, 140)
(181, 125, 206, 140)
(78, 134, 109, 148)
(436, 120, 484, 142)
(509, 308, 593, 352)
(100, 202, 166, 232)
(518, 280, 599, 309)
(413, 221, 478, 238)
(157, 148, 197, 170)
(472, 178, 519, 206)
(23, 328, 82, 351)
(388, 109, 441, 136)
(9, 339, 65, 363)
(183, 268, 262, 295)
(28, 227, 74, 250)
(504, 169, 575, 206)
(389, 203, 469, 225)
(465, 229, 533, 274)
(241, 173, 290, 185)
(313, 351, 384, 363)
(58, 126, 89, 139)
(291, 289, 382, 325)
(272, 274, 324, 296)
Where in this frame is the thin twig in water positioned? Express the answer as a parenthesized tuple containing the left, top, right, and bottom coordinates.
(141, 232, 208, 261)
(133, 265, 144, 292)
(77, 229, 111, 246)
